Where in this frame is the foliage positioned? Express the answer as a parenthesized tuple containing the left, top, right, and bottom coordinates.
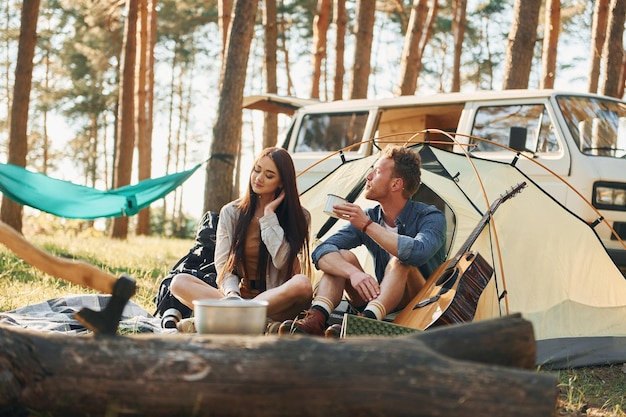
(149, 207, 198, 239)
(157, 0, 218, 42)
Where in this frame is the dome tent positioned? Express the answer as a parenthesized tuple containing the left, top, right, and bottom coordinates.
(300, 143, 626, 369)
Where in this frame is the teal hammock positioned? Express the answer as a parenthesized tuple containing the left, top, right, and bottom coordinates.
(0, 162, 203, 220)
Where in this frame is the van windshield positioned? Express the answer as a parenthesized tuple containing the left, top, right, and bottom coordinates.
(293, 112, 368, 153)
(557, 95, 626, 158)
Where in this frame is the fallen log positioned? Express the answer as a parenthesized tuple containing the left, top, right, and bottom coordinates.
(0, 314, 557, 417)
(414, 311, 537, 369)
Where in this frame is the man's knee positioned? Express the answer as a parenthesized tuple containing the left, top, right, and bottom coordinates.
(384, 256, 408, 274)
(384, 257, 424, 284)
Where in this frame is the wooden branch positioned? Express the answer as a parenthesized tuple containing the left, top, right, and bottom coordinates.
(0, 315, 557, 417)
(0, 220, 117, 294)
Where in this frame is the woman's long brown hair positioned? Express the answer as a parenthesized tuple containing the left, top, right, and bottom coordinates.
(222, 147, 311, 283)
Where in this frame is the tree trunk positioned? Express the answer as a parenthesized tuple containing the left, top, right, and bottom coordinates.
(41, 48, 50, 174)
(136, 0, 151, 236)
(332, 0, 346, 101)
(145, 0, 157, 218)
(88, 113, 98, 187)
(174, 63, 186, 223)
(397, 0, 429, 96)
(278, 11, 295, 96)
(501, 0, 541, 90)
(599, 0, 626, 98)
(587, 0, 609, 94)
(204, 0, 259, 214)
(1, 0, 41, 234)
(263, 0, 278, 148)
(3, 1, 11, 123)
(617, 54, 626, 99)
(310, 0, 331, 99)
(111, 0, 139, 239)
(0, 315, 558, 417)
(451, 0, 467, 92)
(161, 49, 179, 221)
(349, 0, 376, 99)
(219, 0, 232, 56)
(418, 0, 437, 85)
(539, 0, 560, 90)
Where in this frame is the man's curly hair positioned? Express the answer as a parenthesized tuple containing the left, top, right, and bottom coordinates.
(382, 146, 422, 199)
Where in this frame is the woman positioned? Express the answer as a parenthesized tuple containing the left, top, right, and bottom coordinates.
(170, 147, 313, 329)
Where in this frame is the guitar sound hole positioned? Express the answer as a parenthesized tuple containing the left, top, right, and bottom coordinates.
(435, 269, 460, 290)
(436, 269, 454, 286)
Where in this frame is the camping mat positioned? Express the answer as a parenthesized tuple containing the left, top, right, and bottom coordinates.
(0, 294, 172, 335)
(341, 313, 421, 337)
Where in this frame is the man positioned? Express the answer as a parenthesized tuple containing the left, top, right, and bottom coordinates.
(279, 145, 447, 336)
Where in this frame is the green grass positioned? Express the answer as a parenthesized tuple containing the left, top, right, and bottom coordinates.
(0, 227, 193, 312)
(1, 221, 626, 416)
(555, 365, 626, 416)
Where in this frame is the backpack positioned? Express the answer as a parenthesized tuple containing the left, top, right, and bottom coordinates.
(154, 211, 220, 321)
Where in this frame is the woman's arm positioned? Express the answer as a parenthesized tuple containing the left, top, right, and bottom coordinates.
(215, 204, 241, 296)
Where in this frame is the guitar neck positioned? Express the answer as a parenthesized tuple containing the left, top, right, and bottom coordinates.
(453, 209, 493, 260)
(451, 182, 526, 263)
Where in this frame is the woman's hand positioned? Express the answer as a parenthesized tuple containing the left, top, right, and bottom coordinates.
(264, 190, 285, 216)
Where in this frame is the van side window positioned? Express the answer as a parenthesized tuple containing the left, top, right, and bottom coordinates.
(294, 112, 368, 153)
(471, 104, 560, 154)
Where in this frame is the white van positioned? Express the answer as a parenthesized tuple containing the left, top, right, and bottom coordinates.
(245, 90, 626, 268)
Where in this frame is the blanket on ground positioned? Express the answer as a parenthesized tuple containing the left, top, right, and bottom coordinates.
(0, 294, 171, 335)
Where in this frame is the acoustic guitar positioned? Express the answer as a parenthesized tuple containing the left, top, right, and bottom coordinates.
(393, 181, 527, 331)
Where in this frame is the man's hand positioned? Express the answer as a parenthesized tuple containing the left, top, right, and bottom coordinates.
(349, 270, 380, 301)
(333, 203, 370, 231)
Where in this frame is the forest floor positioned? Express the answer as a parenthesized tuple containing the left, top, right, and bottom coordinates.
(553, 364, 626, 416)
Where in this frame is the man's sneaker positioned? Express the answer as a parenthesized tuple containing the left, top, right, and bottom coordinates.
(278, 308, 326, 336)
(324, 323, 342, 339)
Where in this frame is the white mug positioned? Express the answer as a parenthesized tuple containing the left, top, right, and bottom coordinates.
(324, 194, 348, 218)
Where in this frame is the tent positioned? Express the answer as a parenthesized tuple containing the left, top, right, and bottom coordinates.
(300, 144, 626, 369)
(0, 162, 203, 219)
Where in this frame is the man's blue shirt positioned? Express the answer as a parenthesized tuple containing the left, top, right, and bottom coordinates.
(312, 200, 447, 282)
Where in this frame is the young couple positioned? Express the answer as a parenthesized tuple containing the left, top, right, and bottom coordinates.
(171, 145, 447, 335)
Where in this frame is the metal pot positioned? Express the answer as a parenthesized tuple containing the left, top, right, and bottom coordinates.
(193, 298, 268, 335)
